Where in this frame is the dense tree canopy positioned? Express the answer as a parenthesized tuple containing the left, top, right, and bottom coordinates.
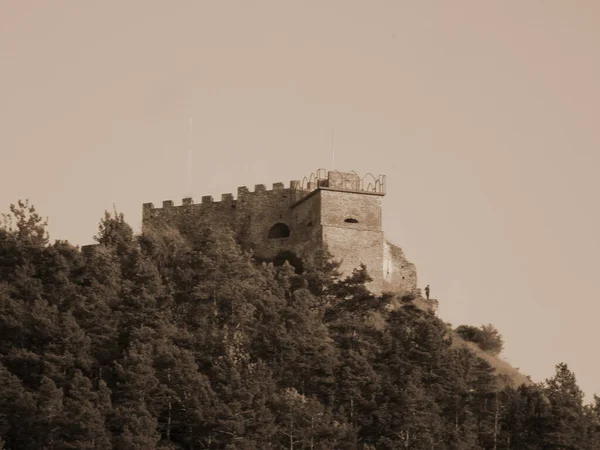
(0, 201, 597, 449)
(455, 324, 505, 356)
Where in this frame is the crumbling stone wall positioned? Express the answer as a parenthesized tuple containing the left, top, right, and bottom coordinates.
(383, 240, 418, 296)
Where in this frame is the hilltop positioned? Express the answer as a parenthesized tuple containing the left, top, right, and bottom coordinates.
(0, 200, 598, 449)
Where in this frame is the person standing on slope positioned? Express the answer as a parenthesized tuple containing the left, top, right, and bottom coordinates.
(424, 285, 430, 300)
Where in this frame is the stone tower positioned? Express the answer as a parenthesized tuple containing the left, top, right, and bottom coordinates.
(142, 169, 417, 295)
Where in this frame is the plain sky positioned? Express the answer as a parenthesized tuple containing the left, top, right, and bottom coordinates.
(1, 1, 599, 402)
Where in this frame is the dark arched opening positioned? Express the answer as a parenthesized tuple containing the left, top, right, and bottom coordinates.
(344, 218, 359, 223)
(268, 223, 290, 239)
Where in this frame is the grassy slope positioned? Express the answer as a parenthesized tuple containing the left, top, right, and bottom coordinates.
(405, 295, 534, 388)
(449, 332, 534, 388)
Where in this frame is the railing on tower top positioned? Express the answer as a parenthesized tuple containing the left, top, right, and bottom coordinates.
(291, 169, 386, 204)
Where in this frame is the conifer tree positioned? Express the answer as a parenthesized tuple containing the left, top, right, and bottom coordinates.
(111, 332, 162, 449)
(0, 363, 36, 448)
(31, 376, 65, 449)
(60, 369, 112, 449)
(543, 362, 588, 449)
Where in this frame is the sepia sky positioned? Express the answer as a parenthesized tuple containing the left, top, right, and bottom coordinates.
(1, 1, 599, 401)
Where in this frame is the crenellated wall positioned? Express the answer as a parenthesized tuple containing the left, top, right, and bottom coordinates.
(142, 180, 321, 262)
(142, 170, 418, 295)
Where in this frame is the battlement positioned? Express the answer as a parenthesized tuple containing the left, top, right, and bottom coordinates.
(304, 169, 386, 194)
(143, 180, 305, 214)
(291, 169, 386, 204)
(143, 170, 386, 213)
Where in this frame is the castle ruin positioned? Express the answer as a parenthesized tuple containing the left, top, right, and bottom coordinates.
(142, 169, 417, 295)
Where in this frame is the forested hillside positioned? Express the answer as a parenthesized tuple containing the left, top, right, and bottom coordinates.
(0, 200, 598, 449)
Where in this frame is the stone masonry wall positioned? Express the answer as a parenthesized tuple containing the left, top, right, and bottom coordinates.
(236, 183, 323, 262)
(141, 172, 418, 297)
(318, 190, 385, 293)
(142, 181, 324, 264)
(285, 191, 323, 260)
(234, 184, 295, 258)
(142, 195, 237, 236)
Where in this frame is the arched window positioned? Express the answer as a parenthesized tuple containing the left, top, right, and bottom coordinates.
(268, 223, 290, 239)
(344, 218, 359, 223)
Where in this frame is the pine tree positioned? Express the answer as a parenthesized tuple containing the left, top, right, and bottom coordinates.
(0, 363, 36, 449)
(584, 395, 600, 449)
(274, 387, 347, 450)
(111, 332, 161, 449)
(60, 370, 112, 449)
(375, 367, 443, 449)
(498, 383, 550, 450)
(153, 335, 218, 448)
(31, 376, 65, 449)
(543, 362, 588, 449)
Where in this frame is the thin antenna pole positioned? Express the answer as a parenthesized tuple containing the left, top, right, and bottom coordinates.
(331, 128, 335, 170)
(187, 117, 193, 195)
